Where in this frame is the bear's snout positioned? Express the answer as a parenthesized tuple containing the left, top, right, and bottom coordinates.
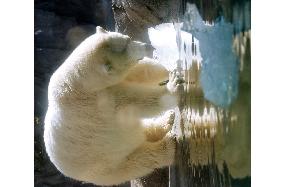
(127, 41, 154, 61)
(145, 43, 155, 56)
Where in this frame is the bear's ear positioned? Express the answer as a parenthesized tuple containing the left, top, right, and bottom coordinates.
(96, 26, 107, 34)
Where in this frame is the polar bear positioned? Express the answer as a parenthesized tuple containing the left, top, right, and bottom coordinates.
(44, 26, 182, 185)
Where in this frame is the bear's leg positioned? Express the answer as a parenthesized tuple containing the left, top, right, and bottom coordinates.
(143, 110, 175, 142)
(123, 68, 184, 117)
(125, 58, 169, 87)
(113, 135, 176, 182)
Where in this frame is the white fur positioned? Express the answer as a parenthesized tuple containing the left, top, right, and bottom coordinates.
(44, 26, 180, 185)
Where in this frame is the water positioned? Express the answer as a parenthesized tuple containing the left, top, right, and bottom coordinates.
(148, 2, 250, 187)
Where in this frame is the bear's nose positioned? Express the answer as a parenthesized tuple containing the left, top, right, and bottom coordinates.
(127, 41, 154, 61)
(145, 44, 155, 51)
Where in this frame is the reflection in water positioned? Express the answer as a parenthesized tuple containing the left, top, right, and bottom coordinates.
(149, 2, 250, 186)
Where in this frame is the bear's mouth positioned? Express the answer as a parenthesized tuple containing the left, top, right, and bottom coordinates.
(138, 44, 155, 61)
(127, 42, 155, 61)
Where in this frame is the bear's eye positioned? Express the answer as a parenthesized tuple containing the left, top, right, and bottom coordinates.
(104, 61, 113, 72)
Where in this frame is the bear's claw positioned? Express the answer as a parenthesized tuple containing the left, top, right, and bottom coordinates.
(166, 70, 185, 93)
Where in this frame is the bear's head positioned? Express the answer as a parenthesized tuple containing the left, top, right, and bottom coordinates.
(60, 26, 154, 92)
(93, 26, 153, 76)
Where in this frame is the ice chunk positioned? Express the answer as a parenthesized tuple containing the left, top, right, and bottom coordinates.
(197, 18, 239, 108)
(148, 23, 179, 71)
(184, 3, 239, 107)
(148, 23, 202, 71)
(148, 3, 239, 108)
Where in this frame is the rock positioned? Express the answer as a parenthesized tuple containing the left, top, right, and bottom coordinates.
(35, 0, 114, 30)
(35, 9, 76, 49)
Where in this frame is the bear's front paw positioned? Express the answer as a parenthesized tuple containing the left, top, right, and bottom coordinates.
(166, 70, 185, 94)
(163, 110, 175, 132)
(144, 110, 175, 142)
